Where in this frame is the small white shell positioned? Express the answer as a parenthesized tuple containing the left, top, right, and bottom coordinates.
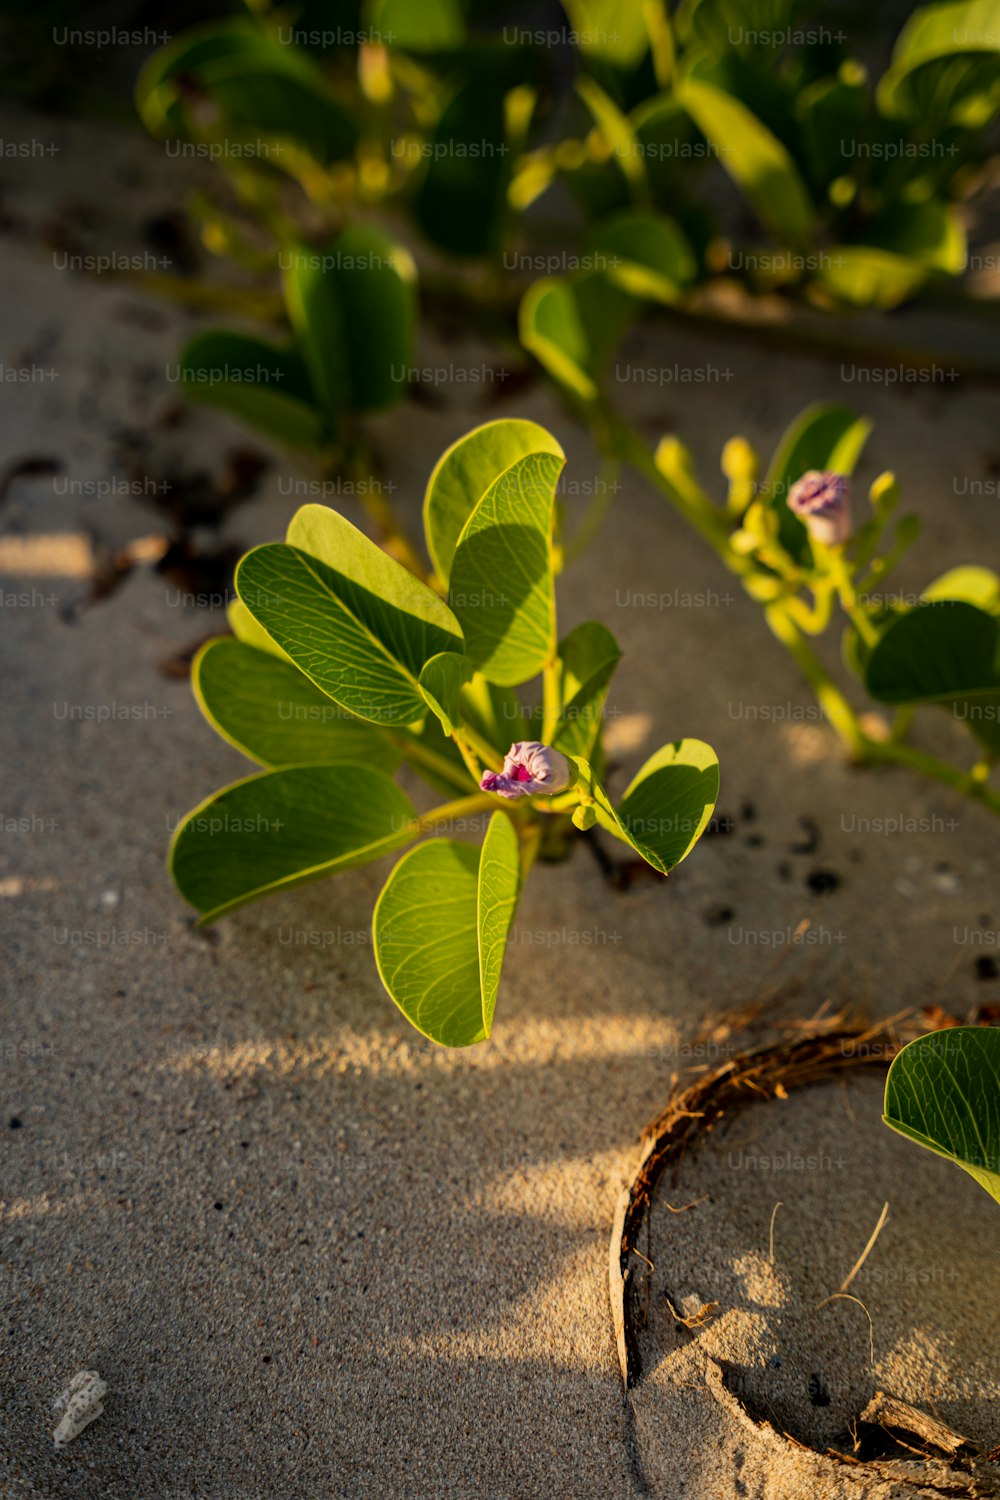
(52, 1369, 107, 1447)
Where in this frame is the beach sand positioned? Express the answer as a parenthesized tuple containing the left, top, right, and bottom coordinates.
(1, 105, 998, 1499)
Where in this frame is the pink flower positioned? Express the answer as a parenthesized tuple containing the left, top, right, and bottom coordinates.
(480, 742, 573, 800)
(788, 470, 851, 546)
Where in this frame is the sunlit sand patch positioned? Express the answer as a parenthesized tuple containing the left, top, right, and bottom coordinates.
(779, 722, 833, 765)
(1, 1193, 66, 1223)
(392, 1244, 609, 1371)
(0, 876, 58, 897)
(472, 1148, 625, 1231)
(603, 712, 653, 757)
(0, 532, 92, 576)
(161, 1014, 690, 1083)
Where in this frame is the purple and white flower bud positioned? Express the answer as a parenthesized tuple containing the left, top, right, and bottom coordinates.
(480, 741, 573, 800)
(788, 470, 852, 546)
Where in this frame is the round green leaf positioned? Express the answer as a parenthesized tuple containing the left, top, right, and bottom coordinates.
(448, 450, 565, 686)
(884, 1027, 1000, 1206)
(864, 599, 1000, 754)
(586, 211, 697, 304)
(179, 332, 325, 450)
(586, 738, 720, 874)
(193, 638, 401, 772)
(553, 621, 621, 760)
(373, 812, 521, 1046)
(418, 652, 475, 736)
(236, 507, 463, 727)
(136, 20, 358, 163)
(282, 227, 417, 416)
(423, 419, 565, 584)
(519, 274, 636, 403)
(170, 764, 417, 922)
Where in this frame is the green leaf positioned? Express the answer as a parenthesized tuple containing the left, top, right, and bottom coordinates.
(562, 0, 652, 69)
(179, 332, 325, 450)
(763, 404, 873, 560)
(815, 247, 936, 310)
(236, 506, 463, 727)
(448, 450, 565, 685)
(365, 0, 465, 51)
(864, 599, 1000, 754)
(586, 210, 697, 303)
(458, 675, 526, 753)
(553, 622, 621, 759)
(282, 227, 417, 414)
(136, 20, 358, 163)
(878, 1, 1000, 123)
(423, 419, 565, 585)
(519, 274, 636, 402)
(170, 764, 417, 922)
(583, 738, 720, 873)
(673, 77, 814, 247)
(576, 76, 649, 196)
(373, 812, 521, 1046)
(419, 652, 475, 735)
(922, 566, 1000, 611)
(884, 1027, 1000, 1206)
(414, 80, 512, 256)
(819, 202, 967, 308)
(227, 599, 287, 658)
(193, 638, 400, 772)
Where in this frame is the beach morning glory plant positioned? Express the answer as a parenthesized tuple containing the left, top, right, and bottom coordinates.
(168, 419, 720, 1046)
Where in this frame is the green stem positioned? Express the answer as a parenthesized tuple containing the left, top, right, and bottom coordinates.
(828, 552, 879, 648)
(862, 737, 1000, 817)
(764, 604, 867, 758)
(542, 655, 561, 742)
(411, 792, 500, 832)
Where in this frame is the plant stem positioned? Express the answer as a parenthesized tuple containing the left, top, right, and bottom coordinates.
(542, 655, 561, 742)
(411, 792, 499, 832)
(764, 604, 868, 758)
(862, 737, 1000, 817)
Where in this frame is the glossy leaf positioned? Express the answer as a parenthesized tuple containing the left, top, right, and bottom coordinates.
(674, 77, 814, 246)
(884, 1027, 1000, 1206)
(136, 21, 358, 163)
(193, 638, 400, 771)
(449, 450, 564, 685)
(236, 506, 463, 727)
(553, 622, 621, 759)
(423, 419, 565, 584)
(373, 812, 521, 1046)
(587, 210, 697, 303)
(864, 599, 1000, 754)
(419, 652, 475, 735)
(179, 332, 325, 450)
(282, 227, 417, 414)
(584, 738, 720, 873)
(922, 566, 1000, 611)
(170, 764, 417, 922)
(519, 274, 635, 402)
(366, 0, 464, 50)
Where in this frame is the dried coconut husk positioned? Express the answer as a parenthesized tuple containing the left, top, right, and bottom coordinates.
(609, 1008, 1000, 1498)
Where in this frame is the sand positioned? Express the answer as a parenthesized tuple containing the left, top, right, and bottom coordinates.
(1, 102, 998, 1499)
